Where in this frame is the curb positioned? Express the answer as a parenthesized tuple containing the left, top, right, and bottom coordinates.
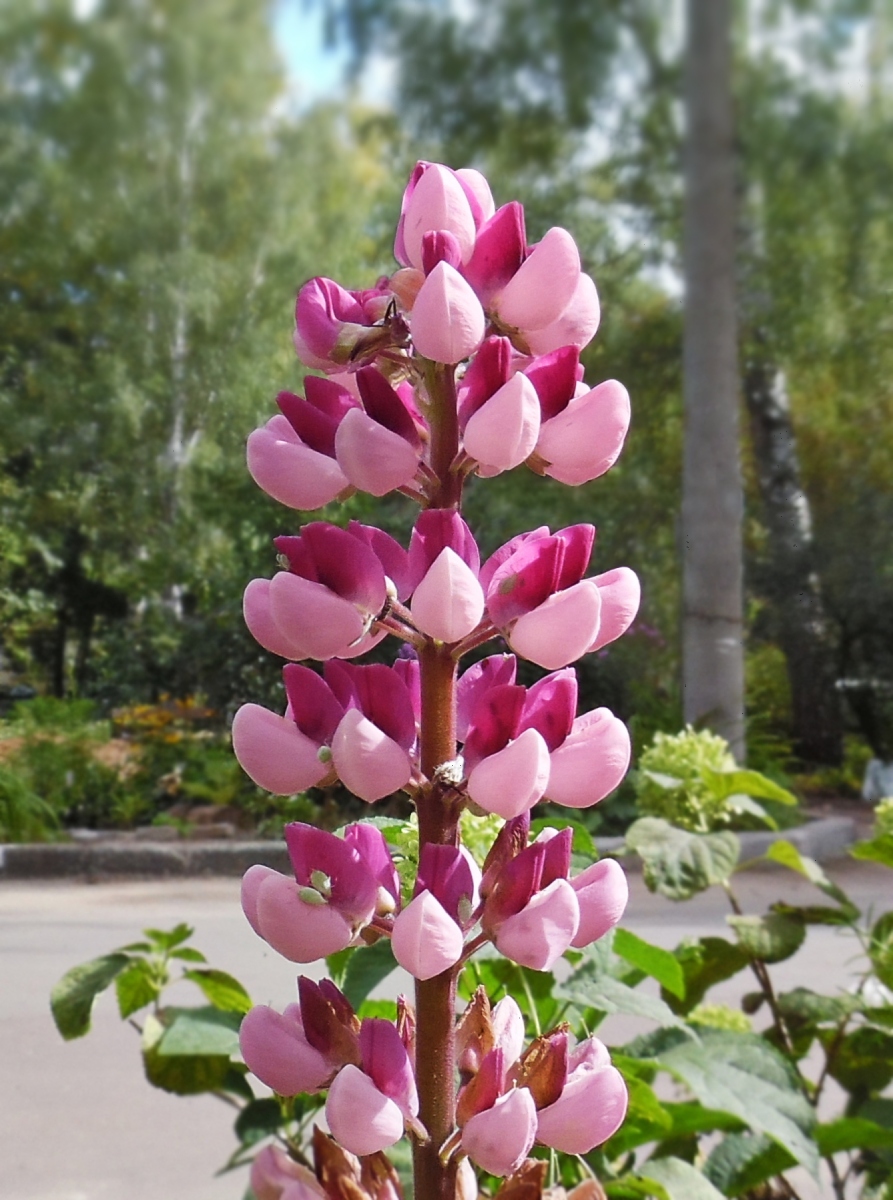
(0, 817, 857, 881)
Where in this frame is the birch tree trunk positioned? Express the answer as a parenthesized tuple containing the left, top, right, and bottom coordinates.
(681, 0, 745, 759)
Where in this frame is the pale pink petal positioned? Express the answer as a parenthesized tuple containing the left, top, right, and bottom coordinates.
(250, 1145, 324, 1200)
(535, 1064, 628, 1154)
(411, 262, 486, 363)
(507, 581, 602, 670)
(254, 871, 354, 961)
(493, 878, 579, 971)
(456, 1159, 478, 1200)
(491, 997, 525, 1067)
(463, 373, 541, 473)
(570, 1035, 612, 1073)
(461, 1087, 537, 1177)
(537, 380, 630, 487)
(243, 578, 309, 660)
(326, 1065, 405, 1155)
(525, 273, 601, 356)
(331, 708, 412, 802)
(496, 228, 581, 332)
(335, 627, 389, 661)
(571, 859, 629, 948)
(232, 704, 328, 795)
(239, 1005, 331, 1097)
(391, 891, 465, 981)
(334, 409, 420, 497)
(410, 548, 485, 643)
(546, 709, 631, 808)
(402, 164, 477, 269)
(456, 167, 496, 224)
(466, 727, 550, 819)
(241, 863, 280, 936)
(268, 571, 366, 661)
(247, 425, 349, 511)
(587, 567, 641, 652)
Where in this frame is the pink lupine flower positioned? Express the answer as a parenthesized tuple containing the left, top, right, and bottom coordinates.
(326, 1019, 420, 1156)
(394, 162, 493, 270)
(461, 1077, 538, 1177)
(455, 653, 517, 741)
(586, 566, 641, 652)
(408, 510, 484, 643)
(534, 1036, 628, 1154)
(293, 276, 407, 373)
(411, 261, 486, 364)
(243, 577, 309, 661)
(545, 706, 632, 809)
(493, 227, 581, 333)
(250, 1144, 325, 1200)
(334, 367, 424, 497)
(525, 271, 601, 357)
(463, 372, 541, 475)
(462, 682, 550, 819)
(535, 379, 631, 487)
(240, 822, 394, 961)
(391, 844, 478, 980)
(463, 203, 526, 307)
(239, 1003, 333, 1097)
(324, 660, 416, 800)
(569, 858, 629, 948)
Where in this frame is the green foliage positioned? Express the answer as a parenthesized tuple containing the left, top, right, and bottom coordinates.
(624, 818, 740, 900)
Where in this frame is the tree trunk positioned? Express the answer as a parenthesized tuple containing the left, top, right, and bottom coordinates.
(743, 351, 843, 763)
(682, 0, 746, 759)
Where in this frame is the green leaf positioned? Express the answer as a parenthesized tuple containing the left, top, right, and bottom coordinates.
(702, 767, 797, 806)
(325, 947, 353, 988)
(341, 938, 397, 1009)
(724, 794, 776, 829)
(823, 1026, 893, 1093)
(764, 842, 855, 910)
(460, 955, 561, 1030)
(625, 818, 739, 899)
(357, 998, 397, 1021)
(870, 911, 893, 989)
(50, 953, 131, 1040)
(727, 912, 806, 963)
(144, 924, 194, 951)
(851, 834, 893, 869)
(169, 947, 207, 963)
(557, 967, 692, 1031)
(115, 959, 161, 1018)
(142, 1013, 232, 1095)
(704, 1133, 796, 1197)
(635, 1156, 727, 1200)
(605, 1076, 673, 1154)
(156, 1006, 242, 1057)
(816, 1117, 893, 1155)
(234, 1097, 283, 1146)
(614, 928, 686, 999)
(776, 988, 859, 1025)
(184, 969, 252, 1014)
(665, 937, 751, 1015)
(530, 815, 598, 862)
(770, 902, 854, 926)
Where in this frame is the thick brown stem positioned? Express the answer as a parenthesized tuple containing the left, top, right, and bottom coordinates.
(424, 362, 463, 511)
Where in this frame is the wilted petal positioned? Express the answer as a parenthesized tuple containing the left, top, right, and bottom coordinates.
(526, 272, 601, 356)
(326, 1065, 405, 1156)
(254, 871, 354, 961)
(411, 548, 485, 643)
(402, 163, 477, 270)
(243, 578, 309, 660)
(462, 1087, 537, 1177)
(392, 891, 464, 982)
(571, 859, 629, 948)
(587, 567, 641, 652)
(331, 707, 412, 802)
(538, 379, 630, 486)
(232, 704, 328, 794)
(494, 878, 579, 970)
(466, 727, 550, 819)
(240, 1005, 331, 1097)
(464, 373, 541, 474)
(247, 423, 349, 511)
(411, 262, 486, 363)
(250, 1144, 324, 1200)
(269, 572, 367, 661)
(535, 1064, 628, 1154)
(508, 581, 602, 670)
(496, 228, 580, 332)
(334, 409, 420, 496)
(546, 709, 631, 808)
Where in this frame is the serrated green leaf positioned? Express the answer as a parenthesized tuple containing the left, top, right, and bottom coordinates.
(142, 1013, 231, 1095)
(625, 818, 739, 899)
(776, 988, 859, 1025)
(115, 959, 160, 1018)
(614, 927, 686, 999)
(156, 1006, 242, 1057)
(557, 967, 692, 1031)
(635, 1156, 727, 1200)
(702, 767, 797, 806)
(50, 953, 131, 1040)
(703, 1133, 795, 1196)
(816, 1117, 893, 1155)
(234, 1097, 283, 1146)
(341, 938, 397, 1009)
(851, 834, 893, 869)
(727, 912, 806, 963)
(664, 937, 751, 1015)
(184, 969, 252, 1014)
(824, 1026, 893, 1092)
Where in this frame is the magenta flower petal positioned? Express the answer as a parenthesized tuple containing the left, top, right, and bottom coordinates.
(523, 346, 581, 422)
(463, 201, 527, 305)
(331, 708, 412, 802)
(526, 272, 601, 356)
(232, 704, 328, 795)
(360, 1018, 419, 1118)
(538, 379, 630, 487)
(240, 1004, 331, 1097)
(243, 578, 309, 660)
(346, 521, 413, 601)
(247, 422, 349, 511)
(462, 1087, 537, 1177)
(518, 669, 577, 751)
(546, 708, 631, 808)
(392, 891, 464, 981)
(587, 567, 641, 652)
(467, 727, 551, 819)
(416, 842, 478, 923)
(411, 262, 486, 363)
(278, 523, 387, 615)
(463, 373, 541, 474)
(422, 229, 463, 274)
(408, 509, 481, 582)
(284, 822, 379, 923)
(326, 1065, 405, 1155)
(268, 572, 367, 661)
(508, 581, 602, 670)
(456, 654, 517, 741)
(457, 335, 514, 428)
(324, 660, 417, 750)
(254, 871, 354, 962)
(535, 1063, 628, 1154)
(282, 664, 344, 746)
(343, 823, 401, 906)
(462, 682, 526, 769)
(496, 227, 581, 332)
(571, 859, 629, 948)
(493, 878, 579, 970)
(402, 163, 477, 270)
(411, 548, 485, 643)
(335, 408, 421, 496)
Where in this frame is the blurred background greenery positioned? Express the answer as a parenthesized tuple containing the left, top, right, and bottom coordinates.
(2, 0, 891, 838)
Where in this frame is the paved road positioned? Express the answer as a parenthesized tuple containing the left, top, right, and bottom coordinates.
(2, 860, 888, 1200)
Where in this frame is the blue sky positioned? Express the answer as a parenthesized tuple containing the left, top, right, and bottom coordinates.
(272, 1, 348, 104)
